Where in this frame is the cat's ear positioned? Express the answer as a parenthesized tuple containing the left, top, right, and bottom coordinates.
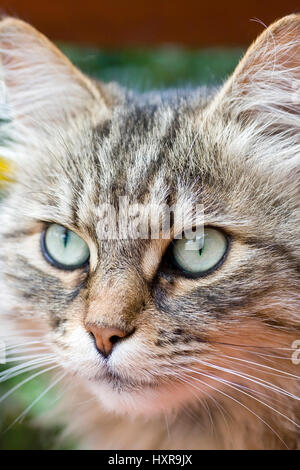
(206, 14, 299, 166)
(0, 17, 106, 151)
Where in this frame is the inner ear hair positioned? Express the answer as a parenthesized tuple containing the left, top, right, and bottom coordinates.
(0, 17, 106, 132)
(209, 14, 299, 118)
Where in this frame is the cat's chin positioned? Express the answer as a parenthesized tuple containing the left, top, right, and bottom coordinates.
(86, 376, 198, 417)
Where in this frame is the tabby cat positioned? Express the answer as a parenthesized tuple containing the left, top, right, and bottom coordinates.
(0, 14, 299, 449)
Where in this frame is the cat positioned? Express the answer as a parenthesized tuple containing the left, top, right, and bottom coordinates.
(0, 14, 299, 450)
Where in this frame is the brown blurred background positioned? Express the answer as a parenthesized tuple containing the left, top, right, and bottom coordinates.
(1, 0, 299, 47)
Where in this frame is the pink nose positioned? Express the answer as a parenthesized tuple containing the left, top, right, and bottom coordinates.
(86, 324, 131, 357)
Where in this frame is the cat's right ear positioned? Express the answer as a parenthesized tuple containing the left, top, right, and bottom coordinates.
(0, 17, 107, 153)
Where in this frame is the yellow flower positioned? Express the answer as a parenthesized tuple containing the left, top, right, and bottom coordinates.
(0, 157, 14, 184)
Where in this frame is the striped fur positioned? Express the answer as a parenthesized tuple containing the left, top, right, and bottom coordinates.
(0, 15, 299, 449)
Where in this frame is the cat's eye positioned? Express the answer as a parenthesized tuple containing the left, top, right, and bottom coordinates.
(171, 227, 228, 276)
(41, 224, 90, 270)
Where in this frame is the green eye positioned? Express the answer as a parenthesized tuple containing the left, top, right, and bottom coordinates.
(172, 227, 228, 276)
(42, 224, 90, 270)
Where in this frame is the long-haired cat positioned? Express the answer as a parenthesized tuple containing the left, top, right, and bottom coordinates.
(0, 14, 299, 449)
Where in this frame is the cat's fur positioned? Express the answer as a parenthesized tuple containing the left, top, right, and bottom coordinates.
(0, 15, 299, 449)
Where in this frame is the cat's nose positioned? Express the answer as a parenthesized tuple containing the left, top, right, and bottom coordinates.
(86, 324, 133, 358)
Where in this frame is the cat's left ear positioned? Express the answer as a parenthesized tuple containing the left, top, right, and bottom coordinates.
(206, 14, 299, 165)
(0, 17, 106, 149)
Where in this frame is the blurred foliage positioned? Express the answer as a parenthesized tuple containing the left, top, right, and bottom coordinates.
(60, 44, 243, 90)
(0, 366, 74, 450)
(0, 44, 242, 449)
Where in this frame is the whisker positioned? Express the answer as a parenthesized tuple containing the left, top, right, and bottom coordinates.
(4, 371, 66, 433)
(164, 412, 172, 444)
(177, 368, 289, 449)
(3, 341, 46, 351)
(165, 367, 230, 431)
(0, 330, 45, 338)
(205, 340, 296, 354)
(179, 364, 300, 430)
(191, 358, 300, 401)
(0, 363, 59, 404)
(221, 357, 297, 383)
(222, 354, 300, 379)
(0, 356, 56, 382)
(4, 352, 52, 362)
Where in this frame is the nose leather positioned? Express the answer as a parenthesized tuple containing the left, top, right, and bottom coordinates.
(86, 324, 130, 357)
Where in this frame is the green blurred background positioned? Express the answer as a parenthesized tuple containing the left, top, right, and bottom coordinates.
(0, 44, 242, 450)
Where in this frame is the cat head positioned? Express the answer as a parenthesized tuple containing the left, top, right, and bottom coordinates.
(0, 15, 299, 424)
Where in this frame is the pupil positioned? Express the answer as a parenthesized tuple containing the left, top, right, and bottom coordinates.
(199, 239, 204, 256)
(62, 229, 69, 248)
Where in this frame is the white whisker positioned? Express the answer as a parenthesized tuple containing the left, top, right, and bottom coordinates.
(179, 364, 300, 430)
(222, 354, 300, 379)
(177, 366, 289, 449)
(4, 352, 52, 362)
(0, 363, 59, 404)
(0, 356, 56, 382)
(4, 371, 66, 433)
(189, 357, 300, 401)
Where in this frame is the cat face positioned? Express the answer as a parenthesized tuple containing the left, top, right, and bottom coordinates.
(0, 16, 299, 421)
